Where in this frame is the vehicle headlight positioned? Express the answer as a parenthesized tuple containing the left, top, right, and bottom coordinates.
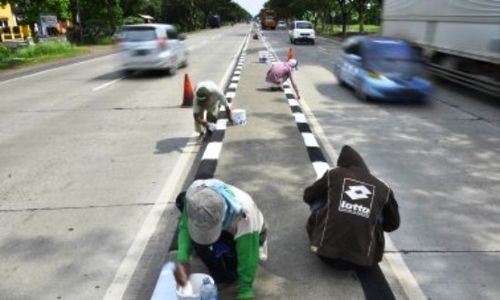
(367, 71, 381, 79)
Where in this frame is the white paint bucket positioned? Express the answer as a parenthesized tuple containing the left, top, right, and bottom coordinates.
(232, 109, 247, 126)
(176, 273, 215, 300)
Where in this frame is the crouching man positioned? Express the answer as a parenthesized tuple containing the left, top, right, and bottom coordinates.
(303, 145, 400, 268)
(175, 179, 267, 299)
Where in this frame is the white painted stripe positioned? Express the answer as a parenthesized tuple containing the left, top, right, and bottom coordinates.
(234, 70, 241, 75)
(216, 119, 228, 130)
(231, 76, 240, 82)
(302, 133, 319, 147)
(202, 142, 223, 160)
(229, 83, 238, 89)
(383, 239, 427, 300)
(92, 77, 124, 92)
(284, 88, 293, 94)
(236, 66, 243, 70)
(220, 106, 226, 111)
(226, 91, 236, 99)
(103, 135, 199, 299)
(312, 162, 330, 179)
(293, 113, 307, 123)
(288, 99, 299, 106)
(318, 46, 327, 52)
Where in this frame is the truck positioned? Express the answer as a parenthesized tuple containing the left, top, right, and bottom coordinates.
(208, 15, 221, 28)
(382, 0, 500, 96)
(260, 8, 277, 30)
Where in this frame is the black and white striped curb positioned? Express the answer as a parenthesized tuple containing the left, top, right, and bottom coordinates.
(260, 33, 330, 179)
(195, 35, 250, 180)
(259, 31, 397, 299)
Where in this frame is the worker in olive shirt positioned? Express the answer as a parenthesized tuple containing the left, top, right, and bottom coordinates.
(175, 179, 267, 299)
(193, 80, 232, 138)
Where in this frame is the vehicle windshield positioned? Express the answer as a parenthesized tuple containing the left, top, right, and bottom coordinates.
(266, 16, 275, 21)
(121, 27, 157, 42)
(296, 22, 313, 29)
(364, 40, 423, 77)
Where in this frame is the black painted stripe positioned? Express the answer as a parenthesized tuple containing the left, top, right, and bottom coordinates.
(195, 159, 218, 180)
(285, 93, 295, 99)
(211, 130, 225, 143)
(296, 122, 312, 133)
(227, 87, 237, 92)
(290, 106, 302, 114)
(283, 84, 290, 89)
(306, 147, 327, 163)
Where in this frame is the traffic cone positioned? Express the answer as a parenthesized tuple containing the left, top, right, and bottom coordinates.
(287, 47, 295, 60)
(181, 73, 194, 107)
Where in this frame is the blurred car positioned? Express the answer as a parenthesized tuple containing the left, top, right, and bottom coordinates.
(277, 20, 287, 30)
(289, 20, 315, 45)
(334, 36, 432, 101)
(117, 23, 188, 75)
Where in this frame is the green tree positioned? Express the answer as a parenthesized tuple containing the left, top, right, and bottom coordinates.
(1, 0, 71, 24)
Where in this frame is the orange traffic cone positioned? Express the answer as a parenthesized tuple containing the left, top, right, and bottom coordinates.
(181, 73, 194, 107)
(287, 47, 295, 60)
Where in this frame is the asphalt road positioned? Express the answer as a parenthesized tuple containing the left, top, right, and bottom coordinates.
(263, 29, 500, 299)
(1, 23, 499, 300)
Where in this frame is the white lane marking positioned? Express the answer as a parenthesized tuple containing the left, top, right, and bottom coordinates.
(312, 161, 330, 179)
(202, 142, 223, 160)
(229, 83, 238, 89)
(234, 70, 241, 75)
(302, 133, 319, 147)
(92, 77, 124, 92)
(288, 99, 299, 107)
(383, 238, 427, 300)
(0, 53, 117, 86)
(103, 135, 199, 300)
(231, 76, 240, 82)
(318, 46, 328, 52)
(104, 32, 249, 300)
(293, 113, 307, 123)
(226, 91, 236, 99)
(297, 91, 426, 299)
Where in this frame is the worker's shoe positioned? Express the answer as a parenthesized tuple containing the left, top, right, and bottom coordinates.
(259, 240, 268, 262)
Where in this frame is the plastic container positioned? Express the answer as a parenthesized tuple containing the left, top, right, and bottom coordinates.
(150, 262, 177, 300)
(199, 277, 219, 300)
(176, 273, 215, 300)
(232, 109, 247, 126)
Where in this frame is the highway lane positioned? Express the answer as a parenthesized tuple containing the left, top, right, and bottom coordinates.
(263, 29, 500, 299)
(0, 24, 250, 299)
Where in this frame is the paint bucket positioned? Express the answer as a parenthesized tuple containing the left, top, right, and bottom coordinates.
(176, 273, 215, 300)
(232, 109, 247, 126)
(258, 51, 267, 63)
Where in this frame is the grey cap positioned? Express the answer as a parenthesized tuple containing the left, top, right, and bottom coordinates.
(186, 184, 225, 245)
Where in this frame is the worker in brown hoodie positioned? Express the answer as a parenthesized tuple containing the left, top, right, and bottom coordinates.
(303, 145, 400, 268)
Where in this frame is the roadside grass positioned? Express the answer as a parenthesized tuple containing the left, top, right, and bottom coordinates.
(0, 42, 90, 70)
(316, 24, 381, 39)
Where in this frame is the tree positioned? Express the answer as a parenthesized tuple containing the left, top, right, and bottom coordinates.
(1, 0, 71, 25)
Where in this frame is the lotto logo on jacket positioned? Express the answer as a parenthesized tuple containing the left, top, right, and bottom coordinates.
(338, 178, 375, 218)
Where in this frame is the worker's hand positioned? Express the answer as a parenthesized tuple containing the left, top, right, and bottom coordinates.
(174, 263, 191, 287)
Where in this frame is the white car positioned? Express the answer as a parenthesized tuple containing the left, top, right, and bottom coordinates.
(118, 23, 188, 75)
(277, 20, 287, 30)
(289, 20, 316, 45)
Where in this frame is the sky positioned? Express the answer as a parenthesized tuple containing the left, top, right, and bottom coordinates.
(234, 0, 267, 16)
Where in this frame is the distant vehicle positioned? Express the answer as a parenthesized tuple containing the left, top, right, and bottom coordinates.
(382, 0, 500, 96)
(289, 20, 315, 45)
(277, 20, 287, 30)
(260, 8, 277, 30)
(334, 36, 433, 102)
(208, 15, 221, 28)
(117, 23, 188, 75)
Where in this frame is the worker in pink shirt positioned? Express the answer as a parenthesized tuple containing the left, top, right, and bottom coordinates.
(265, 59, 301, 99)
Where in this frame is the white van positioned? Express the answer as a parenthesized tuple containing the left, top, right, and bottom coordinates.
(289, 20, 316, 45)
(118, 24, 188, 74)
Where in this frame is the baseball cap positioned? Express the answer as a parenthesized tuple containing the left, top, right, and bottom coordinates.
(196, 86, 211, 102)
(186, 184, 226, 245)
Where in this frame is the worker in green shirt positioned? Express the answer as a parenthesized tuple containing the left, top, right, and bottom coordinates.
(174, 179, 267, 299)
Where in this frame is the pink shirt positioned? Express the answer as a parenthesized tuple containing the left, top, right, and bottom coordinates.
(266, 62, 292, 84)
